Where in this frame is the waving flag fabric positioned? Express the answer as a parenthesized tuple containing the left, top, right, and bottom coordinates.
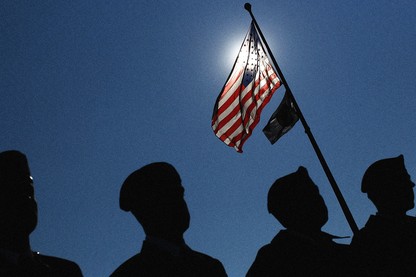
(212, 21, 281, 152)
(263, 90, 299, 144)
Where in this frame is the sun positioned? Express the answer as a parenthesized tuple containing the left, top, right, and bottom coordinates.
(221, 35, 244, 71)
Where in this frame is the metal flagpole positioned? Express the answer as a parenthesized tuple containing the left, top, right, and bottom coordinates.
(244, 3, 359, 235)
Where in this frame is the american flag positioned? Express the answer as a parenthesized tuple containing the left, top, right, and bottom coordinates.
(212, 21, 281, 152)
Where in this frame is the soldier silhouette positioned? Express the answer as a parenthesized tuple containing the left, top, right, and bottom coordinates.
(0, 150, 83, 276)
(246, 166, 350, 277)
(351, 155, 416, 276)
(110, 162, 227, 277)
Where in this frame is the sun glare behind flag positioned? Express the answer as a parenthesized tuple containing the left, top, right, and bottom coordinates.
(212, 21, 281, 152)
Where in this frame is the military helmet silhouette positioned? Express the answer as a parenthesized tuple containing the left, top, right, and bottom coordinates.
(267, 166, 328, 230)
(119, 162, 181, 211)
(361, 155, 407, 193)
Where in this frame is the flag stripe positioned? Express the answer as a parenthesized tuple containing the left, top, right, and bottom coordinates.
(215, 67, 279, 134)
(212, 21, 281, 152)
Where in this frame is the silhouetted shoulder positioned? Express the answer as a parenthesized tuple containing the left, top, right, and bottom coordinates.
(352, 215, 416, 249)
(247, 230, 349, 277)
(185, 248, 227, 276)
(247, 231, 313, 277)
(246, 242, 278, 277)
(110, 245, 227, 277)
(35, 252, 83, 277)
(110, 253, 143, 277)
(351, 215, 416, 276)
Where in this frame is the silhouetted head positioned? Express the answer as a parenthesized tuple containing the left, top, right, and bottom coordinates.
(0, 150, 38, 237)
(267, 167, 328, 232)
(119, 162, 190, 241)
(362, 155, 414, 215)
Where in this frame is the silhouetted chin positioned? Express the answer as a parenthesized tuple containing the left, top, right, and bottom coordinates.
(0, 217, 37, 237)
(405, 202, 415, 213)
(171, 217, 190, 236)
(0, 203, 38, 236)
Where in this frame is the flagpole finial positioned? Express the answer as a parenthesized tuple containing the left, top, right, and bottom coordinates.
(244, 3, 252, 12)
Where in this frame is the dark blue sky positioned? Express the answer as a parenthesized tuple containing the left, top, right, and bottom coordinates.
(1, 1, 415, 276)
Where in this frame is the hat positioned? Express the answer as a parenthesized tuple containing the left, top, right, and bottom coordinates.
(267, 166, 310, 214)
(119, 162, 181, 211)
(361, 155, 406, 193)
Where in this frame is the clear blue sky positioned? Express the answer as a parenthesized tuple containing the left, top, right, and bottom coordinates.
(1, 1, 415, 276)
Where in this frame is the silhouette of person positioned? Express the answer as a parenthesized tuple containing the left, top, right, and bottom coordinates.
(110, 162, 227, 277)
(246, 166, 350, 277)
(0, 150, 83, 276)
(350, 155, 416, 276)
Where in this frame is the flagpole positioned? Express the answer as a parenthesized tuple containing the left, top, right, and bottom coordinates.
(244, 3, 359, 235)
